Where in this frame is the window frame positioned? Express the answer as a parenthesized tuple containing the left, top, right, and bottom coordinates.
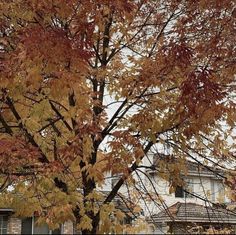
(0, 215, 8, 235)
(21, 216, 62, 235)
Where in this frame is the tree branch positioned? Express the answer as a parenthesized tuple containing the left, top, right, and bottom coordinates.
(103, 140, 154, 204)
(49, 100, 73, 132)
(5, 96, 49, 163)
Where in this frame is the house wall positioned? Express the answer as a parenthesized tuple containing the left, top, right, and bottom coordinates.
(100, 155, 231, 235)
(140, 173, 229, 215)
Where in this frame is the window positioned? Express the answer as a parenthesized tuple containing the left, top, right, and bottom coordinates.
(175, 179, 194, 198)
(0, 216, 8, 235)
(21, 217, 61, 234)
(21, 217, 32, 235)
(211, 180, 225, 203)
(175, 186, 184, 198)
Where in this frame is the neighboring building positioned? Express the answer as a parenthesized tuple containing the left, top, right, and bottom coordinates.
(141, 155, 235, 234)
(0, 209, 73, 235)
(104, 154, 236, 234)
(146, 155, 229, 207)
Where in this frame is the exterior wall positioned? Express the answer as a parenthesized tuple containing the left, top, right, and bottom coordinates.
(7, 216, 21, 234)
(141, 173, 229, 215)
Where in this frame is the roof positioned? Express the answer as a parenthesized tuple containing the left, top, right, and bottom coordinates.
(150, 202, 236, 224)
(0, 208, 13, 211)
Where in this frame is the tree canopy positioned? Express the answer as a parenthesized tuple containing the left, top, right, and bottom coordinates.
(0, 0, 235, 234)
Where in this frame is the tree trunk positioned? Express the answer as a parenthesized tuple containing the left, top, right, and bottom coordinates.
(81, 213, 100, 234)
(80, 148, 100, 234)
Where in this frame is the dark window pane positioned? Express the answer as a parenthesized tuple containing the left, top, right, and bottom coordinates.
(21, 217, 32, 235)
(0, 216, 8, 235)
(175, 186, 184, 198)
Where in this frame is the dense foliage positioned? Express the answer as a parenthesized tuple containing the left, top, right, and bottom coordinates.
(0, 0, 235, 233)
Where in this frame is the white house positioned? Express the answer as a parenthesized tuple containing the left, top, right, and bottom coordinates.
(107, 154, 236, 234)
(130, 154, 236, 234)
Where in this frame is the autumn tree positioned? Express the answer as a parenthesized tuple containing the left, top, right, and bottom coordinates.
(0, 0, 235, 234)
